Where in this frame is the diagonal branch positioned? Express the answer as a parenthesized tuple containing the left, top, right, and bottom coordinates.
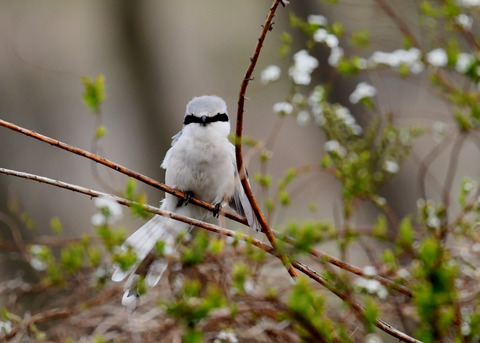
(0, 167, 412, 297)
(0, 118, 246, 225)
(0, 167, 419, 343)
(234, 0, 298, 279)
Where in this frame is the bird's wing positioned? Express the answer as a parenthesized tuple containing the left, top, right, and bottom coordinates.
(161, 130, 182, 170)
(228, 148, 262, 233)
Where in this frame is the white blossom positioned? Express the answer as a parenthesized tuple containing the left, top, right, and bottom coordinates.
(353, 278, 388, 299)
(215, 329, 239, 343)
(297, 111, 310, 126)
(324, 140, 347, 157)
(457, 0, 480, 8)
(308, 85, 326, 105)
(289, 50, 319, 85)
(334, 106, 363, 135)
(29, 244, 47, 271)
(427, 214, 441, 229)
(349, 82, 377, 104)
(328, 46, 344, 67)
(463, 179, 477, 192)
(92, 195, 123, 226)
(313, 28, 339, 48)
(0, 321, 12, 334)
(433, 121, 448, 142)
(366, 333, 383, 343)
(426, 48, 448, 67)
(273, 101, 294, 115)
(363, 265, 378, 277)
(370, 48, 421, 67)
(456, 14, 473, 29)
(456, 52, 474, 73)
(313, 28, 328, 43)
(307, 14, 328, 26)
(260, 65, 281, 84)
(325, 34, 339, 48)
(384, 160, 400, 174)
(472, 243, 480, 252)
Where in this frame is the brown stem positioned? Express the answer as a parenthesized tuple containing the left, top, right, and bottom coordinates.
(234, 0, 297, 279)
(0, 119, 247, 225)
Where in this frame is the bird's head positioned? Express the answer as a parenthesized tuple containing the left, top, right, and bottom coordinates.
(183, 96, 230, 135)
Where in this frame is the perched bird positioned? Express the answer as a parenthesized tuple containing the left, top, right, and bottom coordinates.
(112, 95, 260, 308)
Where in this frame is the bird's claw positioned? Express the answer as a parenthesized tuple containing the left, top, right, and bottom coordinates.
(177, 191, 194, 207)
(212, 203, 222, 218)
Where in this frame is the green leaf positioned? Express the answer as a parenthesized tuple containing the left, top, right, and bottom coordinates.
(363, 297, 379, 333)
(373, 214, 387, 239)
(95, 125, 107, 139)
(81, 75, 106, 114)
(350, 30, 370, 48)
(397, 217, 413, 247)
(49, 216, 63, 235)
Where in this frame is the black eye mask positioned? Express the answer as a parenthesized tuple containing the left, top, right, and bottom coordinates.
(183, 113, 229, 126)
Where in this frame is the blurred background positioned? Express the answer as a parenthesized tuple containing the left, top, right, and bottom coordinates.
(0, 0, 476, 272)
(0, 0, 328, 239)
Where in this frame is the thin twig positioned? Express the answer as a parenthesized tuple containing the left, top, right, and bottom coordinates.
(0, 166, 413, 296)
(0, 168, 420, 343)
(441, 133, 467, 237)
(0, 118, 247, 226)
(234, 0, 297, 279)
(417, 132, 457, 200)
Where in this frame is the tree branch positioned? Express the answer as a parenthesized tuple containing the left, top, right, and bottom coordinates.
(234, 0, 298, 279)
(0, 166, 413, 298)
(0, 119, 246, 225)
(0, 168, 420, 343)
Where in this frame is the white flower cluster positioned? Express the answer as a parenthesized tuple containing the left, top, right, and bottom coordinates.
(349, 82, 377, 104)
(456, 52, 475, 73)
(363, 265, 378, 277)
(272, 101, 294, 115)
(91, 195, 123, 226)
(29, 244, 47, 271)
(324, 139, 347, 158)
(353, 277, 388, 299)
(307, 14, 328, 26)
(457, 0, 480, 8)
(426, 48, 448, 67)
(369, 48, 424, 74)
(308, 85, 326, 124)
(289, 49, 319, 85)
(383, 159, 400, 174)
(260, 65, 281, 85)
(214, 329, 239, 343)
(313, 28, 339, 48)
(335, 106, 363, 135)
(0, 320, 12, 334)
(417, 198, 441, 229)
(456, 13, 473, 30)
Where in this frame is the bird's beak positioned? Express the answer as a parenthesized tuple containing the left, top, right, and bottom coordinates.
(201, 115, 207, 126)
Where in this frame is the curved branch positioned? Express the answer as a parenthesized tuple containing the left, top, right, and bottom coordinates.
(0, 167, 413, 297)
(0, 168, 419, 343)
(234, 0, 297, 279)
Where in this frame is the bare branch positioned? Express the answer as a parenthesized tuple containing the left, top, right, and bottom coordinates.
(0, 166, 413, 298)
(234, 0, 298, 279)
(0, 167, 420, 343)
(0, 119, 247, 225)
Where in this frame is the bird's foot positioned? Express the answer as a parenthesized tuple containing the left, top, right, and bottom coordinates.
(177, 191, 194, 207)
(212, 203, 222, 218)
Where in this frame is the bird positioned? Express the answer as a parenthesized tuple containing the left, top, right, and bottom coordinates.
(112, 95, 260, 308)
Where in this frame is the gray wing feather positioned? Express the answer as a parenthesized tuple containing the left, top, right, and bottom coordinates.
(230, 175, 261, 233)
